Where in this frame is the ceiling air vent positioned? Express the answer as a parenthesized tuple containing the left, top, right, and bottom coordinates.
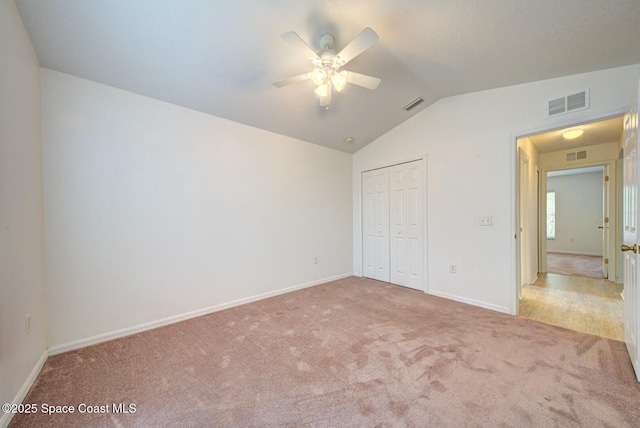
(546, 89, 590, 118)
(404, 97, 425, 112)
(566, 150, 588, 162)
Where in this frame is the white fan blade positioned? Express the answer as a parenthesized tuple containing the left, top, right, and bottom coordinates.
(336, 27, 378, 65)
(281, 31, 320, 62)
(346, 71, 381, 90)
(273, 73, 310, 88)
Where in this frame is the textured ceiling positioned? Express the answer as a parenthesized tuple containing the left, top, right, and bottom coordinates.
(15, 0, 640, 153)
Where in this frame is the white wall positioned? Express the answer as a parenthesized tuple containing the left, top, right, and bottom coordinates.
(540, 141, 619, 168)
(42, 69, 353, 350)
(353, 64, 640, 314)
(0, 0, 47, 424)
(547, 171, 604, 255)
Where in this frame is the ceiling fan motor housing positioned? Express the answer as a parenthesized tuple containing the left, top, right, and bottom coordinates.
(320, 53, 339, 68)
(319, 33, 335, 51)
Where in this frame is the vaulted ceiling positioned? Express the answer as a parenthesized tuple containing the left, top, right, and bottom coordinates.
(15, 0, 640, 153)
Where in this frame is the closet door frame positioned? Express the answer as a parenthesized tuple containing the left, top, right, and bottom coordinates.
(360, 155, 428, 292)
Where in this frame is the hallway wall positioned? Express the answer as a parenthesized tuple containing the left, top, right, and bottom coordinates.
(547, 171, 604, 256)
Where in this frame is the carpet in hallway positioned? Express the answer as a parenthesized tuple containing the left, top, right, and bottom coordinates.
(547, 252, 604, 278)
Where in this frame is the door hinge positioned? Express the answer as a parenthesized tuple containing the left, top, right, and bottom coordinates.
(605, 175, 610, 182)
(605, 258, 609, 264)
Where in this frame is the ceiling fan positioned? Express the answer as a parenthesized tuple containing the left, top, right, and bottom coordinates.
(273, 28, 381, 107)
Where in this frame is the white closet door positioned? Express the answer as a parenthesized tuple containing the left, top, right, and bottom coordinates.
(390, 160, 424, 290)
(362, 168, 390, 282)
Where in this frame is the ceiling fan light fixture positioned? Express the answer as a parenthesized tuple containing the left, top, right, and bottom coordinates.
(562, 129, 584, 140)
(315, 83, 329, 97)
(311, 68, 328, 85)
(332, 71, 348, 92)
(274, 28, 380, 107)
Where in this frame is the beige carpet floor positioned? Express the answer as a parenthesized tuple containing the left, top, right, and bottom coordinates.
(547, 252, 604, 278)
(9, 276, 640, 427)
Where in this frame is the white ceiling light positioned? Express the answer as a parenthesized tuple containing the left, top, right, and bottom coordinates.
(314, 83, 329, 97)
(331, 71, 348, 92)
(274, 28, 382, 106)
(311, 68, 328, 85)
(562, 129, 584, 139)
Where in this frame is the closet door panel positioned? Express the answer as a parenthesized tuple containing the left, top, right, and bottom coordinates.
(390, 161, 424, 290)
(390, 166, 406, 284)
(362, 172, 376, 279)
(362, 168, 390, 282)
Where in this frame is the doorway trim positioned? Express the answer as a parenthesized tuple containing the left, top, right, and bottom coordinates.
(539, 161, 617, 279)
(511, 110, 626, 315)
(518, 148, 531, 297)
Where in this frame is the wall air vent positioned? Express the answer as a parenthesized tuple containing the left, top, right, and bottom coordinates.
(404, 97, 425, 112)
(565, 150, 588, 162)
(546, 89, 590, 118)
(548, 97, 566, 116)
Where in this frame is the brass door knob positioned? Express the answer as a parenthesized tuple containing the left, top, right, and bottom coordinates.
(621, 244, 637, 253)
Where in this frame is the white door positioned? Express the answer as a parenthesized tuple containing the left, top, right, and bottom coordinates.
(362, 168, 390, 282)
(602, 167, 610, 278)
(622, 95, 640, 381)
(389, 161, 424, 290)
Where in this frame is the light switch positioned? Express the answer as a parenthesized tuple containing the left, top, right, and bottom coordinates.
(480, 216, 493, 226)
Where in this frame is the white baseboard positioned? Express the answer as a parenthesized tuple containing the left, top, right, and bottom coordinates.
(426, 289, 512, 315)
(48, 273, 352, 356)
(547, 250, 603, 257)
(353, 274, 512, 315)
(0, 350, 48, 428)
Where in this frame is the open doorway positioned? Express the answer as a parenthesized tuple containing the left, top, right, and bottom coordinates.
(546, 166, 606, 278)
(516, 115, 624, 340)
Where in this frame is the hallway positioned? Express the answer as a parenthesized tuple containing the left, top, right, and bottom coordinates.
(520, 273, 623, 341)
(547, 252, 604, 278)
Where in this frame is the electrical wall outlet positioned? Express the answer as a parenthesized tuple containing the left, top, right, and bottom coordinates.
(480, 216, 493, 226)
(25, 313, 31, 335)
(449, 264, 457, 273)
